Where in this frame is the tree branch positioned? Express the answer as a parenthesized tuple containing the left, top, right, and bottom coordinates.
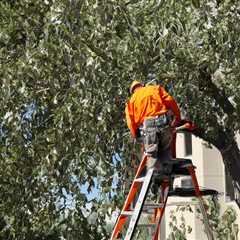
(199, 66, 235, 115)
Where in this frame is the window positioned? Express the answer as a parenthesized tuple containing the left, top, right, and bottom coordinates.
(184, 132, 192, 156)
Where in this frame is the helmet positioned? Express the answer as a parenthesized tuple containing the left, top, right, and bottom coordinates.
(130, 80, 143, 94)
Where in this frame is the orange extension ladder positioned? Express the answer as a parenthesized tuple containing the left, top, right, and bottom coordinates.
(110, 153, 217, 240)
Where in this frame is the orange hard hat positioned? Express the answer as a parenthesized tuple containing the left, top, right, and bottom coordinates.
(130, 80, 143, 94)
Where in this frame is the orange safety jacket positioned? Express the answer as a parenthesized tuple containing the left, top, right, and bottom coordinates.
(125, 85, 181, 137)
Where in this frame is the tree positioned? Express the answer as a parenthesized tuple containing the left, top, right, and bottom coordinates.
(1, 0, 240, 239)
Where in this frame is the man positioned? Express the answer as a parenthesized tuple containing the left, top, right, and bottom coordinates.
(125, 80, 181, 172)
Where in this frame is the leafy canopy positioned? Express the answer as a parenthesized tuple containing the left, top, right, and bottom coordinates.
(1, 0, 240, 239)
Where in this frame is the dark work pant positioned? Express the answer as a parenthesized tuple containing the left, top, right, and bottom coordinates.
(143, 119, 173, 170)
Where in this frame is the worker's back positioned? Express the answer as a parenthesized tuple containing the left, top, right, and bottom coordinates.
(128, 85, 170, 127)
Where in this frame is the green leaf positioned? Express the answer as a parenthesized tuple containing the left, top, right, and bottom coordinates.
(192, 0, 200, 8)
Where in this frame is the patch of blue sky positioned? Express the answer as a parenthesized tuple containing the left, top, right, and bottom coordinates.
(22, 101, 36, 121)
(77, 153, 121, 202)
(0, 123, 5, 137)
(57, 187, 75, 210)
(80, 178, 101, 202)
(112, 153, 121, 166)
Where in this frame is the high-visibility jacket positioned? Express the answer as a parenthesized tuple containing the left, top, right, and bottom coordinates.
(125, 85, 181, 137)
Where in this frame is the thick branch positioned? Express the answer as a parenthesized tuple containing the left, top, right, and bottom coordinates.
(189, 125, 240, 208)
(199, 66, 235, 115)
(221, 140, 240, 208)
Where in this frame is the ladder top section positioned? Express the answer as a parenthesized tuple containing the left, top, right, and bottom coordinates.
(154, 158, 194, 177)
(169, 158, 193, 166)
(169, 187, 219, 197)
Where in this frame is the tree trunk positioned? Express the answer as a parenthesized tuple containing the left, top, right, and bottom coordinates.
(220, 140, 240, 207)
(197, 66, 240, 207)
(191, 127, 240, 208)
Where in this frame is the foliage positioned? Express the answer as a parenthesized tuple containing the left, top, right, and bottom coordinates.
(1, 0, 240, 239)
(167, 205, 193, 240)
(167, 197, 239, 240)
(199, 197, 239, 240)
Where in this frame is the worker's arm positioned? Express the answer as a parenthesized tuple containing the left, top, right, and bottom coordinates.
(160, 86, 181, 124)
(125, 102, 137, 138)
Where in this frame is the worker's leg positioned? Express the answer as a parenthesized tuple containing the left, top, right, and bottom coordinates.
(151, 127, 173, 194)
(143, 127, 159, 170)
(171, 131, 177, 158)
(159, 126, 173, 152)
(155, 127, 173, 173)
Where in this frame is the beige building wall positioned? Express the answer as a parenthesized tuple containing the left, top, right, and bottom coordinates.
(162, 133, 240, 240)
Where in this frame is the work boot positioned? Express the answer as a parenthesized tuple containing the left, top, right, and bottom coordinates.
(150, 176, 164, 195)
(146, 157, 157, 170)
(150, 182, 159, 195)
(162, 162, 173, 175)
(150, 168, 166, 195)
(150, 161, 172, 195)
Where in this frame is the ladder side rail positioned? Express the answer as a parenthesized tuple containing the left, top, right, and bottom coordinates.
(123, 155, 148, 210)
(188, 165, 215, 240)
(134, 154, 148, 179)
(152, 181, 170, 240)
(124, 168, 154, 240)
(110, 155, 148, 240)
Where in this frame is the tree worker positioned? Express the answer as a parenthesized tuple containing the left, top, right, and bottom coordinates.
(125, 80, 181, 174)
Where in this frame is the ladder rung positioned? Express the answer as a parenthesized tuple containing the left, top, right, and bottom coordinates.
(138, 223, 156, 227)
(143, 201, 199, 210)
(121, 211, 133, 216)
(134, 177, 145, 182)
(143, 203, 163, 210)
